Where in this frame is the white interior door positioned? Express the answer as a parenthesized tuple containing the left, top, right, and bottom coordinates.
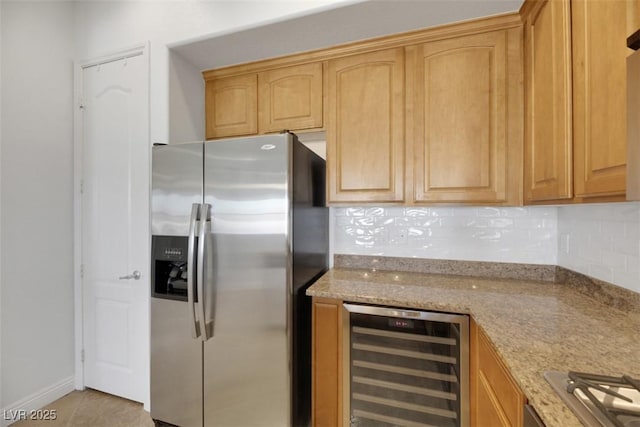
(81, 51, 149, 404)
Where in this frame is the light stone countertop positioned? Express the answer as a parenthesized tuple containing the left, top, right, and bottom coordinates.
(307, 268, 640, 427)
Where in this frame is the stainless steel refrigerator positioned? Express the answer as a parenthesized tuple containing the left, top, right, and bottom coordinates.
(150, 133, 328, 427)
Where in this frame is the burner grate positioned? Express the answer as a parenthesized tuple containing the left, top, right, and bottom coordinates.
(567, 371, 640, 427)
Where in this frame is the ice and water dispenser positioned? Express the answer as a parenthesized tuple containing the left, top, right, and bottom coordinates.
(151, 236, 191, 301)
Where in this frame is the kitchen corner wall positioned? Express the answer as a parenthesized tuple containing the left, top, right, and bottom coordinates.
(558, 202, 640, 293)
(333, 206, 558, 264)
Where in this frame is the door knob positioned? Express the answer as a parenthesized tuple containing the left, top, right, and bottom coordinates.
(119, 270, 141, 280)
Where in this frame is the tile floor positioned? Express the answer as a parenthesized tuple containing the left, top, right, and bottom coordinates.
(10, 389, 154, 427)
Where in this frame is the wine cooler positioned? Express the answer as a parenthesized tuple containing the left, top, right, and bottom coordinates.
(343, 303, 469, 427)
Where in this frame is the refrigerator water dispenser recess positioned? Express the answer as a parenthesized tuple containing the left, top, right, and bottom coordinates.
(151, 235, 191, 301)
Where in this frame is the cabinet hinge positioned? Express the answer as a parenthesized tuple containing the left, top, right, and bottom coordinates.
(81, 349, 85, 363)
(80, 264, 84, 278)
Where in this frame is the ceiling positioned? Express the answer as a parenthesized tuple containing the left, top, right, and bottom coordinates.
(171, 0, 524, 71)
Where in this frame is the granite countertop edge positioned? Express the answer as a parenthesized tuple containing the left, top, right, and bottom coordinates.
(307, 267, 640, 427)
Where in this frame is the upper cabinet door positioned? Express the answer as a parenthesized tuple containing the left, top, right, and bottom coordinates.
(258, 63, 323, 133)
(408, 29, 523, 204)
(523, 0, 573, 202)
(205, 74, 257, 139)
(327, 48, 405, 203)
(572, 0, 628, 198)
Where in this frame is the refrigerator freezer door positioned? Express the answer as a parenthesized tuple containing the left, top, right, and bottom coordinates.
(203, 134, 291, 426)
(150, 298, 203, 427)
(151, 142, 204, 426)
(151, 142, 203, 236)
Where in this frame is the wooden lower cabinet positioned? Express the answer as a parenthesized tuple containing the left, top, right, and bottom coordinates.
(312, 297, 343, 427)
(471, 319, 526, 427)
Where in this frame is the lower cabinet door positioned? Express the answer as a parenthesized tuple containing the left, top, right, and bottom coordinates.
(312, 298, 343, 427)
(472, 319, 526, 427)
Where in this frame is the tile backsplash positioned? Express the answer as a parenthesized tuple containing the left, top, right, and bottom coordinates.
(558, 202, 640, 293)
(332, 206, 558, 265)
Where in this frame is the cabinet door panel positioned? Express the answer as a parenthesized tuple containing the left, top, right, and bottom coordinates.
(524, 0, 573, 202)
(476, 372, 511, 427)
(409, 30, 521, 204)
(258, 63, 323, 133)
(327, 48, 405, 203)
(205, 74, 257, 139)
(573, 0, 628, 197)
(471, 320, 525, 427)
(312, 298, 343, 427)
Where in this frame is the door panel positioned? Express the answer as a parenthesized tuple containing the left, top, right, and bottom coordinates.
(203, 135, 290, 426)
(150, 299, 203, 427)
(82, 53, 148, 403)
(524, 0, 573, 202)
(409, 30, 519, 204)
(327, 48, 405, 203)
(572, 0, 628, 197)
(258, 62, 323, 133)
(150, 142, 204, 426)
(205, 74, 258, 139)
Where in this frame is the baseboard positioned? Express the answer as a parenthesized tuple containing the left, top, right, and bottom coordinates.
(1, 376, 75, 427)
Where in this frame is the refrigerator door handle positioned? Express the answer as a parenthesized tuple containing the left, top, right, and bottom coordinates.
(187, 203, 201, 338)
(197, 203, 211, 341)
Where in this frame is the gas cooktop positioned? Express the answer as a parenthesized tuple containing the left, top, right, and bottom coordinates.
(545, 371, 640, 427)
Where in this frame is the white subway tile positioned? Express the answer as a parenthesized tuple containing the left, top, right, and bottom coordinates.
(413, 217, 442, 227)
(475, 207, 501, 217)
(488, 218, 515, 228)
(345, 207, 365, 216)
(601, 251, 627, 269)
(353, 217, 374, 226)
(332, 203, 640, 294)
(365, 207, 385, 216)
(430, 208, 453, 217)
(500, 207, 529, 217)
(375, 217, 395, 226)
(404, 207, 430, 217)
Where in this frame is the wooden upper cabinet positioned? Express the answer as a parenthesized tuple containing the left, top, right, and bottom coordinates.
(407, 29, 523, 204)
(523, 0, 573, 202)
(572, 0, 629, 198)
(205, 74, 257, 139)
(258, 62, 323, 133)
(327, 48, 405, 203)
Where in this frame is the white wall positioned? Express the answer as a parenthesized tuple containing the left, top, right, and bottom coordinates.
(0, 0, 75, 413)
(0, 0, 3, 412)
(333, 206, 558, 265)
(558, 202, 640, 293)
(168, 51, 205, 142)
